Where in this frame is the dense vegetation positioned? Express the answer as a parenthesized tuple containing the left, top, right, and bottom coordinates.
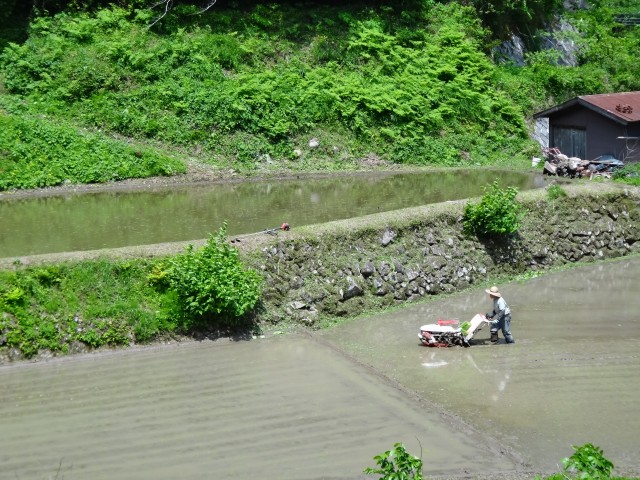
(0, 107, 185, 189)
(462, 180, 525, 237)
(0, 229, 261, 358)
(0, 0, 638, 190)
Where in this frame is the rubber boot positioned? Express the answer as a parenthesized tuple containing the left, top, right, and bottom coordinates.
(490, 332, 499, 343)
(505, 335, 515, 344)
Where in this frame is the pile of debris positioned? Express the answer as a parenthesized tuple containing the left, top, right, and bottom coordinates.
(539, 147, 624, 179)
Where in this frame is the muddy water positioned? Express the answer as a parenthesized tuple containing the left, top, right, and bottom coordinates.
(0, 170, 541, 257)
(320, 257, 640, 473)
(2, 259, 638, 478)
(0, 335, 520, 480)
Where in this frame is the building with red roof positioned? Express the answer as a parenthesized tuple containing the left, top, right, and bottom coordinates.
(534, 91, 640, 163)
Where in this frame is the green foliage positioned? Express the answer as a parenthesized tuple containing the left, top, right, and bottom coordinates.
(0, 1, 638, 179)
(495, 0, 640, 111)
(0, 106, 185, 190)
(0, 259, 173, 358)
(0, 231, 262, 358)
(364, 443, 423, 480)
(562, 443, 614, 480)
(613, 163, 640, 186)
(473, 0, 563, 39)
(166, 224, 262, 328)
(546, 184, 567, 200)
(0, 2, 533, 173)
(463, 181, 525, 237)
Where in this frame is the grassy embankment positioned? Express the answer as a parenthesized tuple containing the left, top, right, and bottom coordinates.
(2, 182, 639, 361)
(0, 0, 639, 190)
(1, 0, 639, 360)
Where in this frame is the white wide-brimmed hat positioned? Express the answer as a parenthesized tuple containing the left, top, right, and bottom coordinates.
(485, 286, 501, 297)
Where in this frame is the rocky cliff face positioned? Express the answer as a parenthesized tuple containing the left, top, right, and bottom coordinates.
(246, 184, 640, 325)
(492, 13, 580, 67)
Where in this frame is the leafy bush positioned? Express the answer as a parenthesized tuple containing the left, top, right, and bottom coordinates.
(166, 225, 262, 329)
(613, 163, 640, 186)
(463, 181, 525, 237)
(562, 443, 614, 480)
(364, 443, 423, 480)
(0, 108, 185, 190)
(546, 184, 567, 200)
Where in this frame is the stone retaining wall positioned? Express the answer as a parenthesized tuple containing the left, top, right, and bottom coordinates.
(246, 184, 640, 325)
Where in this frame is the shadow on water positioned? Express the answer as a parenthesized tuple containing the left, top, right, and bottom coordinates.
(0, 169, 543, 257)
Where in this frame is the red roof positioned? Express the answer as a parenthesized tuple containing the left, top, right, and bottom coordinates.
(534, 91, 640, 124)
(579, 91, 640, 123)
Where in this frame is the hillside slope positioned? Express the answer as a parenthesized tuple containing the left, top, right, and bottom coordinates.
(0, 0, 638, 190)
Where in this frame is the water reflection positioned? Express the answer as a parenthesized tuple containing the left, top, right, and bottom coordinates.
(0, 170, 541, 257)
(321, 257, 640, 470)
(419, 348, 511, 401)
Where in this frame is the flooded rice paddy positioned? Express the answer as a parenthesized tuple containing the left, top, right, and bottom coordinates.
(0, 335, 519, 480)
(321, 256, 640, 473)
(0, 170, 541, 257)
(1, 257, 639, 479)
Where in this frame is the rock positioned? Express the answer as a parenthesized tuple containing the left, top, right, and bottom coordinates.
(361, 261, 375, 278)
(378, 261, 391, 277)
(308, 138, 320, 148)
(340, 279, 364, 301)
(381, 230, 396, 246)
(392, 259, 405, 274)
(290, 301, 306, 310)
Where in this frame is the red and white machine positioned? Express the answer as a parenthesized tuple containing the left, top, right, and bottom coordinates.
(418, 314, 490, 347)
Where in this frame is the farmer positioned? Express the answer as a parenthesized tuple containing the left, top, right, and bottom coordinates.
(485, 286, 515, 344)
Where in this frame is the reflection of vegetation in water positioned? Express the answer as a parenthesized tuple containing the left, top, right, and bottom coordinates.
(0, 170, 536, 257)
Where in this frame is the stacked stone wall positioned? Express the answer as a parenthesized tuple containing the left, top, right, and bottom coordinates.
(247, 185, 640, 325)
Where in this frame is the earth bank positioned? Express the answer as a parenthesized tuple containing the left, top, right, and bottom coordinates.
(0, 181, 638, 361)
(247, 182, 640, 325)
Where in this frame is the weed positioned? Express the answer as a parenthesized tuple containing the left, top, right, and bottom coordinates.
(563, 443, 614, 480)
(166, 224, 262, 329)
(463, 180, 525, 237)
(547, 184, 568, 201)
(364, 443, 423, 480)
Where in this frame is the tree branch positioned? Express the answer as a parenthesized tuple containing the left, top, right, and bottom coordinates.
(149, 0, 173, 28)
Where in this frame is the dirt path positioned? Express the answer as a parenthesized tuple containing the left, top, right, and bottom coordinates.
(0, 159, 415, 200)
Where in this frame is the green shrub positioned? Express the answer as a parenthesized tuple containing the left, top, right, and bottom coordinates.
(546, 184, 567, 200)
(167, 224, 262, 329)
(463, 180, 525, 237)
(562, 443, 614, 480)
(0, 108, 185, 190)
(364, 443, 423, 480)
(613, 163, 640, 186)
